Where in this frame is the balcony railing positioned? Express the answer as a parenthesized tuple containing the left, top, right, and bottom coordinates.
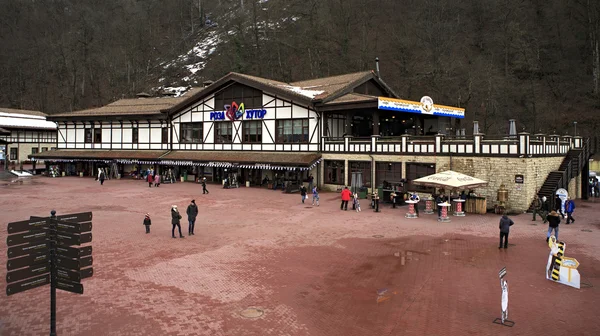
(321, 133, 581, 156)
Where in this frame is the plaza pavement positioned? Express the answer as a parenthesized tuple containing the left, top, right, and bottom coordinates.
(0, 177, 599, 336)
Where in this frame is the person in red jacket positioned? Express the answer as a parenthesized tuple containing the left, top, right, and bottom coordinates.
(147, 172, 154, 187)
(341, 186, 352, 210)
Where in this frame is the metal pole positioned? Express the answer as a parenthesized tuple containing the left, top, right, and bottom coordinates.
(574, 121, 577, 137)
(50, 210, 57, 336)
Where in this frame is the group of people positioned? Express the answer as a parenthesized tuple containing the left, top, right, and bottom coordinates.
(300, 184, 320, 206)
(142, 199, 200, 238)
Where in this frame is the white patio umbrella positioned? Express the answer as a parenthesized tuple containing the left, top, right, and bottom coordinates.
(412, 170, 488, 190)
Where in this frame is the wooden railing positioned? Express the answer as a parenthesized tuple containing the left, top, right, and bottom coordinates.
(321, 133, 582, 157)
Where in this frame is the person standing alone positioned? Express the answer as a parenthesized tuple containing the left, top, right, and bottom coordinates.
(300, 185, 307, 204)
(143, 213, 151, 234)
(171, 205, 184, 238)
(498, 214, 514, 249)
(565, 198, 576, 224)
(340, 186, 352, 211)
(98, 169, 106, 186)
(546, 210, 560, 242)
(186, 200, 198, 235)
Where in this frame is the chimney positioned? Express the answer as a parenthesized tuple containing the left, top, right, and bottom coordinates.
(508, 119, 517, 137)
(473, 121, 480, 134)
(203, 80, 214, 88)
(375, 57, 380, 78)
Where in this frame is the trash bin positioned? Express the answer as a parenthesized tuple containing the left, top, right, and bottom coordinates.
(246, 181, 250, 187)
(80, 172, 83, 177)
(183, 171, 188, 182)
(62, 172, 65, 177)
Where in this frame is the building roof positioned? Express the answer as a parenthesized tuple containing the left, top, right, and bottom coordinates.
(0, 127, 10, 134)
(0, 107, 47, 117)
(290, 71, 374, 101)
(0, 111, 56, 130)
(323, 93, 378, 105)
(162, 151, 321, 166)
(29, 150, 168, 160)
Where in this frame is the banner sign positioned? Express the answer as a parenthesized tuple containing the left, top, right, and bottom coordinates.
(378, 96, 465, 119)
(210, 102, 267, 120)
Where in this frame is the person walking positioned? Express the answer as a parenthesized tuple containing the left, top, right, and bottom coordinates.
(540, 196, 550, 223)
(147, 172, 154, 187)
(98, 169, 105, 186)
(201, 177, 209, 194)
(532, 195, 541, 221)
(565, 198, 576, 224)
(546, 210, 561, 242)
(498, 214, 514, 249)
(171, 205, 184, 238)
(143, 213, 151, 234)
(554, 194, 564, 218)
(340, 186, 352, 211)
(154, 174, 161, 187)
(312, 186, 320, 206)
(300, 185, 307, 204)
(186, 200, 198, 235)
(354, 193, 361, 212)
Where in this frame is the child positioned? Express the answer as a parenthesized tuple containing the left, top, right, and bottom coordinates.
(300, 185, 307, 203)
(154, 174, 160, 187)
(354, 193, 361, 212)
(312, 186, 320, 206)
(143, 213, 151, 233)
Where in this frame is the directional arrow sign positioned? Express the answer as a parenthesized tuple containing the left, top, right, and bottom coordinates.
(7, 241, 49, 259)
(6, 230, 48, 247)
(7, 253, 50, 271)
(7, 218, 49, 234)
(6, 264, 50, 283)
(56, 267, 93, 282)
(56, 221, 92, 234)
(6, 274, 50, 296)
(31, 212, 93, 223)
(56, 232, 92, 246)
(55, 246, 92, 259)
(56, 279, 84, 294)
(56, 256, 93, 270)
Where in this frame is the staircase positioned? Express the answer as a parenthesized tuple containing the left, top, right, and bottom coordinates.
(528, 138, 592, 211)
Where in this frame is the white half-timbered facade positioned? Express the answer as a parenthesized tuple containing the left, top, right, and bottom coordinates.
(0, 108, 57, 164)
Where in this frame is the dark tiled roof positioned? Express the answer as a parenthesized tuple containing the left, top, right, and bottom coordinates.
(163, 151, 321, 165)
(323, 93, 378, 105)
(29, 150, 168, 160)
(0, 127, 10, 134)
(0, 107, 47, 117)
(290, 71, 374, 100)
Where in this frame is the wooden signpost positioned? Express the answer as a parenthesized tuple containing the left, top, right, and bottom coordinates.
(5, 211, 94, 336)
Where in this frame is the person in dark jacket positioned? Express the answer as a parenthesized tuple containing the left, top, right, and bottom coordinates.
(565, 198, 576, 224)
(554, 194, 564, 218)
(171, 205, 184, 238)
(201, 177, 209, 194)
(540, 196, 550, 223)
(143, 213, 151, 234)
(186, 200, 198, 235)
(546, 210, 561, 241)
(498, 215, 514, 249)
(532, 195, 541, 221)
(98, 169, 106, 186)
(300, 185, 307, 203)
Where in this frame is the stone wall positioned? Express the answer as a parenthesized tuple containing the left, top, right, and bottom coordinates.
(318, 153, 565, 213)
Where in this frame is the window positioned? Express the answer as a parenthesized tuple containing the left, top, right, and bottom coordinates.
(243, 121, 262, 143)
(406, 163, 436, 192)
(325, 160, 345, 185)
(325, 113, 346, 138)
(132, 128, 139, 144)
(41, 147, 48, 152)
(214, 122, 232, 143)
(162, 127, 169, 143)
(376, 162, 402, 187)
(93, 128, 102, 143)
(84, 129, 92, 143)
(276, 119, 309, 143)
(180, 123, 203, 143)
(347, 161, 371, 188)
(10, 148, 17, 160)
(31, 148, 39, 154)
(214, 84, 262, 110)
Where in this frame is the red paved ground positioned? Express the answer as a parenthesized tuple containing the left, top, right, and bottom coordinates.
(0, 177, 599, 336)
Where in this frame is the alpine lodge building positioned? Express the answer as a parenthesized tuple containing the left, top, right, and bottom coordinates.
(30, 70, 592, 213)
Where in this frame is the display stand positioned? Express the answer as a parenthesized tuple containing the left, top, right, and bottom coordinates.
(405, 200, 419, 218)
(453, 199, 466, 216)
(424, 197, 434, 214)
(437, 203, 451, 222)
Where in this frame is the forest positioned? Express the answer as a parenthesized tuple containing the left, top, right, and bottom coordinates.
(0, 0, 599, 136)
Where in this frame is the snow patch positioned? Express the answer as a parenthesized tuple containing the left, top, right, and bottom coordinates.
(11, 170, 33, 177)
(279, 86, 325, 99)
(159, 86, 191, 97)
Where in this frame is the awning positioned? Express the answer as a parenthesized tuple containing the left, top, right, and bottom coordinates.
(161, 151, 322, 170)
(29, 150, 168, 163)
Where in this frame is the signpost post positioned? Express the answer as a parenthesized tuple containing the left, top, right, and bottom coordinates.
(5, 210, 94, 336)
(493, 267, 515, 327)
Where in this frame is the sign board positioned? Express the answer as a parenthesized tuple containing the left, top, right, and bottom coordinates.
(56, 221, 92, 234)
(56, 232, 92, 246)
(6, 274, 50, 296)
(7, 218, 49, 234)
(56, 267, 93, 282)
(378, 97, 465, 119)
(56, 256, 93, 270)
(7, 253, 50, 271)
(29, 212, 92, 223)
(6, 230, 48, 247)
(498, 267, 507, 279)
(6, 264, 50, 283)
(514, 175, 524, 184)
(56, 279, 84, 294)
(56, 246, 92, 259)
(7, 241, 49, 259)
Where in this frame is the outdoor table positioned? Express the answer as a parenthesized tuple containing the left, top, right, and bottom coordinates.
(424, 197, 434, 214)
(453, 199, 466, 216)
(438, 203, 451, 222)
(405, 200, 419, 218)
